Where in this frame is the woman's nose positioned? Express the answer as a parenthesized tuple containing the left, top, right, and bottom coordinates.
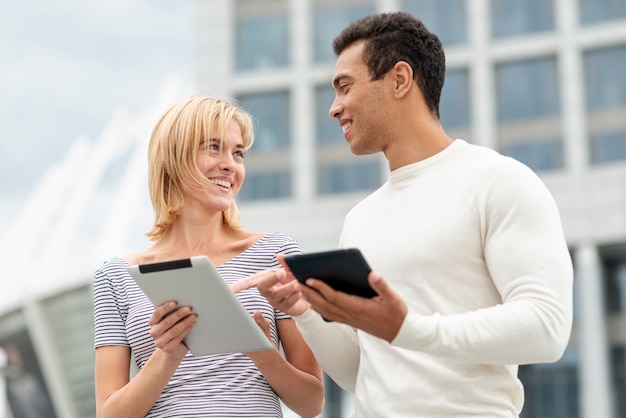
(218, 154, 233, 171)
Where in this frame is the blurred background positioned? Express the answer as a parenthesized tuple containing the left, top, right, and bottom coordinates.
(1, 0, 625, 417)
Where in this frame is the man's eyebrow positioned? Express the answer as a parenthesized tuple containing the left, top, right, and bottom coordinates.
(332, 74, 349, 89)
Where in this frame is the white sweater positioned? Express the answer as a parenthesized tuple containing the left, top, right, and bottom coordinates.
(294, 139, 573, 417)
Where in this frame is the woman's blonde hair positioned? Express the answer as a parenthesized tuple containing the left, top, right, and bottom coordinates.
(146, 95, 255, 241)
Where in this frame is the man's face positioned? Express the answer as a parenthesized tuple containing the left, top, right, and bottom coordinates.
(329, 42, 389, 155)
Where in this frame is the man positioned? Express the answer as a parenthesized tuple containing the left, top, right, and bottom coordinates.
(239, 11, 573, 417)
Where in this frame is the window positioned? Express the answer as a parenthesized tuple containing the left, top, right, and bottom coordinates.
(238, 91, 291, 151)
(601, 243, 626, 418)
(496, 57, 560, 122)
(579, 0, 626, 25)
(440, 68, 471, 130)
(237, 91, 292, 200)
(313, 1, 376, 63)
(584, 45, 626, 164)
(490, 0, 555, 38)
(504, 140, 564, 172)
(237, 170, 291, 200)
(584, 46, 626, 111)
(401, 0, 468, 46)
(314, 84, 382, 194)
(495, 56, 563, 171)
(519, 349, 580, 418)
(315, 85, 340, 145)
(317, 160, 381, 194)
(235, 0, 289, 71)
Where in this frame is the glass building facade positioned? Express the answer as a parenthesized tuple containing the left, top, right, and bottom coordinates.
(202, 1, 626, 417)
(1, 1, 626, 417)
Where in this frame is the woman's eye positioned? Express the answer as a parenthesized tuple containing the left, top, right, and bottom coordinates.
(234, 150, 245, 159)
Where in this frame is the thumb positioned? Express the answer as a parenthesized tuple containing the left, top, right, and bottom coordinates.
(368, 272, 390, 297)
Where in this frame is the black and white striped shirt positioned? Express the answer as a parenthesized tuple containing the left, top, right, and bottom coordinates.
(94, 232, 301, 417)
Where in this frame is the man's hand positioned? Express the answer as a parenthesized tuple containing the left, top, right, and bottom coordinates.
(230, 255, 310, 316)
(300, 272, 408, 342)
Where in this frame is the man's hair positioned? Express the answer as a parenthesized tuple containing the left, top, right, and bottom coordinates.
(333, 12, 446, 118)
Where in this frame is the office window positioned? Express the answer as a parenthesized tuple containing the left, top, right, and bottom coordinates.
(317, 160, 381, 194)
(495, 56, 563, 171)
(579, 0, 626, 24)
(601, 243, 626, 418)
(440, 68, 471, 130)
(519, 349, 580, 418)
(238, 91, 291, 151)
(496, 57, 560, 122)
(235, 1, 289, 71)
(505, 140, 564, 171)
(589, 130, 626, 164)
(585, 46, 626, 111)
(237, 170, 291, 200)
(313, 1, 376, 63)
(315, 85, 341, 145)
(401, 0, 468, 46)
(490, 0, 555, 38)
(314, 84, 382, 194)
(237, 91, 292, 200)
(584, 45, 626, 164)
(604, 246, 626, 316)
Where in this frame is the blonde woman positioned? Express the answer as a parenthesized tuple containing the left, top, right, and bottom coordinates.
(93, 96, 324, 418)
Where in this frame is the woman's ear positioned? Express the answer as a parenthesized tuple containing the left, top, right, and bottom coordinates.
(393, 61, 413, 99)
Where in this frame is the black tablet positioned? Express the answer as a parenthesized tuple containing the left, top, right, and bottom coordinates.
(283, 248, 376, 298)
(127, 255, 273, 356)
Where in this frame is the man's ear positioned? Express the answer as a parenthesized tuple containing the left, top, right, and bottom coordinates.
(392, 61, 413, 99)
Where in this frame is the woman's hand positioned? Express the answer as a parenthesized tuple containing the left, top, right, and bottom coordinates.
(148, 301, 197, 360)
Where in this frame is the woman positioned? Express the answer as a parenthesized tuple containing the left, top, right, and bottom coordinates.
(93, 96, 324, 418)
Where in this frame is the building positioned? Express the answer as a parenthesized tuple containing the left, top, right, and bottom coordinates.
(1, 0, 625, 417)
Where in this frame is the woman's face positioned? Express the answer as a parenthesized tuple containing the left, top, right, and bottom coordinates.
(181, 119, 246, 214)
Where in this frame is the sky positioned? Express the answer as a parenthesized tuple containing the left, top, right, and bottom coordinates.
(0, 0, 196, 235)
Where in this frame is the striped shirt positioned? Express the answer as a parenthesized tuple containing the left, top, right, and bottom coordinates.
(93, 232, 301, 417)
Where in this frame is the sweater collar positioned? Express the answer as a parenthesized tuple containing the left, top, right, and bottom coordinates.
(388, 139, 465, 184)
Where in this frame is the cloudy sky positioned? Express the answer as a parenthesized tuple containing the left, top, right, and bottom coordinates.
(0, 0, 196, 235)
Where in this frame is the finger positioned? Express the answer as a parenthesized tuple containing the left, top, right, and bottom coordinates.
(261, 278, 299, 300)
(150, 305, 193, 338)
(230, 269, 276, 293)
(276, 253, 288, 268)
(276, 255, 297, 280)
(303, 278, 337, 298)
(255, 270, 284, 294)
(230, 275, 259, 294)
(148, 301, 178, 326)
(154, 313, 197, 351)
(253, 311, 270, 333)
(368, 272, 391, 299)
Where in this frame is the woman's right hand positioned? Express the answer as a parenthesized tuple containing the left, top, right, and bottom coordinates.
(148, 301, 197, 360)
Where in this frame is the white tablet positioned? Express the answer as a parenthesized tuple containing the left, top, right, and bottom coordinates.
(127, 255, 273, 356)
